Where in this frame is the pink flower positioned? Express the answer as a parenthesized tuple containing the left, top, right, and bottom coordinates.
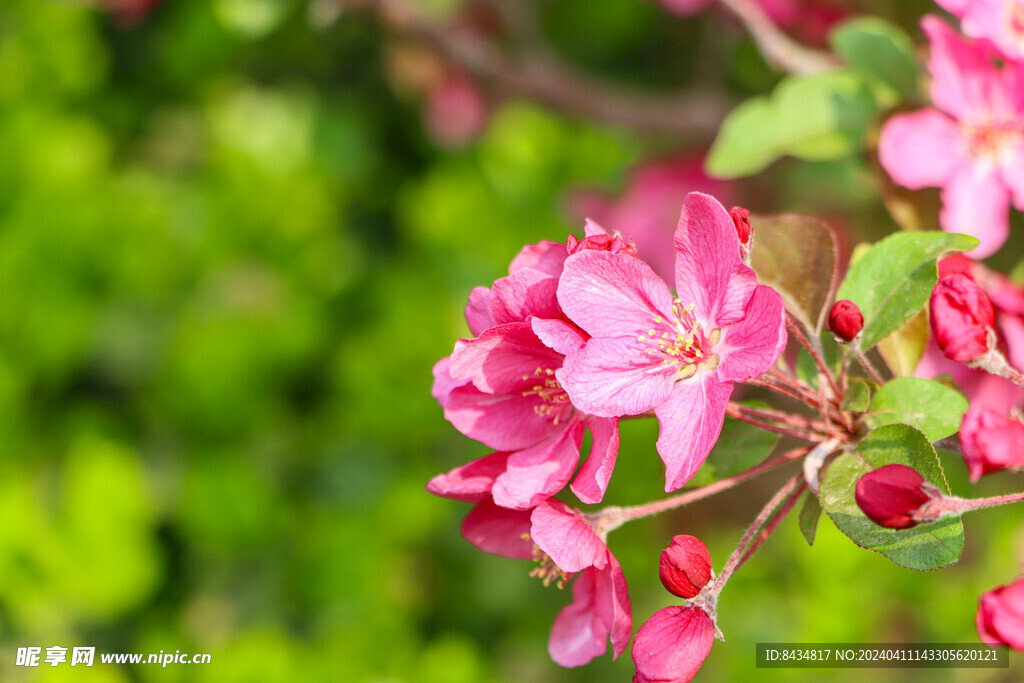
(424, 72, 488, 148)
(632, 605, 715, 683)
(937, 0, 1024, 62)
(960, 406, 1024, 481)
(878, 17, 1024, 258)
(977, 576, 1024, 650)
(657, 0, 801, 28)
(530, 500, 632, 667)
(568, 155, 734, 282)
(556, 193, 787, 491)
(930, 272, 996, 362)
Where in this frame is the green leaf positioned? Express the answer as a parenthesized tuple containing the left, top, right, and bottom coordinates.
(841, 378, 871, 412)
(877, 308, 929, 377)
(749, 213, 839, 334)
(799, 491, 822, 546)
(836, 232, 978, 350)
(687, 415, 779, 486)
(864, 377, 967, 442)
(820, 424, 963, 570)
(796, 348, 819, 389)
(830, 17, 919, 104)
(706, 70, 877, 178)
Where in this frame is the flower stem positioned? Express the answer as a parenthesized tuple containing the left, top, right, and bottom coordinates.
(929, 491, 1024, 518)
(606, 446, 811, 527)
(727, 402, 832, 434)
(715, 0, 838, 74)
(853, 347, 885, 385)
(724, 404, 825, 442)
(734, 479, 807, 570)
(975, 350, 1024, 388)
(786, 314, 841, 401)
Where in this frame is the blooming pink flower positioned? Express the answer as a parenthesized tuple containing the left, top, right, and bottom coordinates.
(937, 0, 1024, 61)
(632, 605, 715, 683)
(977, 575, 1024, 650)
(433, 238, 620, 509)
(930, 272, 997, 362)
(530, 500, 632, 667)
(878, 17, 1024, 258)
(960, 406, 1024, 481)
(568, 155, 734, 282)
(556, 193, 787, 491)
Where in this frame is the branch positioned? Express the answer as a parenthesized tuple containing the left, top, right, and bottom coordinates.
(354, 0, 730, 138)
(716, 0, 839, 75)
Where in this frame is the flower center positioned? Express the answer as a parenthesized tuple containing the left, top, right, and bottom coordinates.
(963, 121, 1024, 161)
(526, 540, 570, 589)
(521, 367, 572, 425)
(636, 299, 719, 378)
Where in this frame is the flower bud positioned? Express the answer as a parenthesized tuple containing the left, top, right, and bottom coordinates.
(729, 206, 752, 247)
(930, 273, 996, 363)
(960, 406, 1024, 483)
(828, 300, 864, 342)
(659, 534, 712, 599)
(977, 577, 1024, 651)
(854, 464, 940, 529)
(566, 232, 637, 257)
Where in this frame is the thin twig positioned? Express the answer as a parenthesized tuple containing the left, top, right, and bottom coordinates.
(787, 315, 841, 401)
(725, 404, 825, 442)
(734, 477, 807, 570)
(727, 402, 831, 434)
(716, 0, 838, 75)
(853, 347, 885, 385)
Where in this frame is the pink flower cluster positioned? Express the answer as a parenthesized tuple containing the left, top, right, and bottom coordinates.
(879, 15, 1024, 258)
(429, 193, 787, 672)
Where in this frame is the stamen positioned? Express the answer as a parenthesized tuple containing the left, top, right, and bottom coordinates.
(529, 542, 570, 589)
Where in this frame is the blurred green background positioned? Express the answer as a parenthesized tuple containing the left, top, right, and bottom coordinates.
(1, 0, 1022, 680)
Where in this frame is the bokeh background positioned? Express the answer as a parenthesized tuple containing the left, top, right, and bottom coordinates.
(1, 0, 1023, 680)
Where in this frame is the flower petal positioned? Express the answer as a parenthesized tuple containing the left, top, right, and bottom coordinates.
(532, 318, 588, 356)
(548, 568, 607, 667)
(632, 606, 715, 683)
(492, 423, 584, 510)
(878, 109, 963, 190)
(531, 499, 608, 572)
(465, 286, 496, 336)
(674, 193, 757, 327)
(655, 378, 733, 491)
(444, 383, 559, 451)
(461, 499, 534, 559)
(426, 451, 510, 502)
(490, 268, 562, 325)
(923, 16, 1001, 120)
(558, 336, 676, 418)
(509, 240, 567, 277)
(432, 356, 468, 408)
(557, 250, 675, 339)
(940, 163, 1011, 259)
(594, 553, 632, 659)
(716, 285, 787, 383)
(450, 322, 563, 394)
(571, 417, 620, 505)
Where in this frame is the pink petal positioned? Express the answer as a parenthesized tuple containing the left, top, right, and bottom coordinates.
(1000, 313, 1024, 371)
(491, 268, 562, 325)
(532, 318, 588, 356)
(444, 383, 559, 451)
(530, 499, 608, 572)
(548, 568, 607, 667)
(940, 163, 1011, 258)
(432, 356, 468, 407)
(465, 286, 496, 336)
(878, 109, 963, 190)
(492, 423, 585, 510)
(923, 16, 1002, 120)
(450, 322, 563, 394)
(632, 606, 715, 683)
(716, 285, 787, 383)
(963, 0, 1024, 62)
(997, 143, 1024, 210)
(584, 218, 607, 237)
(509, 240, 567, 277)
(558, 336, 676, 418)
(426, 451, 510, 502)
(571, 417, 620, 505)
(557, 250, 675, 340)
(655, 378, 733, 491)
(658, 0, 713, 16)
(594, 553, 632, 659)
(461, 499, 534, 559)
(674, 193, 757, 328)
(934, 0, 969, 16)
(984, 580, 1024, 650)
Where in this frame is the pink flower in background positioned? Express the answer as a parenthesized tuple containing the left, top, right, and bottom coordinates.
(930, 272, 996, 362)
(960, 407, 1024, 481)
(878, 17, 1024, 258)
(530, 500, 632, 667)
(424, 71, 488, 148)
(977, 576, 1024, 650)
(657, 0, 800, 27)
(569, 155, 733, 282)
(557, 193, 787, 491)
(936, 0, 1024, 61)
(632, 605, 715, 683)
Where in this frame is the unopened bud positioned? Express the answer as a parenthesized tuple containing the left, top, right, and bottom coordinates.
(854, 464, 941, 529)
(828, 300, 864, 342)
(659, 534, 712, 599)
(729, 206, 752, 246)
(566, 232, 637, 257)
(930, 273, 995, 363)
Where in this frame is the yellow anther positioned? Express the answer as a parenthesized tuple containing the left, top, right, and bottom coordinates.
(653, 316, 663, 323)
(638, 335, 646, 342)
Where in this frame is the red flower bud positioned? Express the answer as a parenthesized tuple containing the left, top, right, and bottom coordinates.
(854, 464, 938, 529)
(566, 232, 637, 257)
(930, 273, 996, 363)
(828, 300, 864, 342)
(659, 534, 712, 599)
(977, 577, 1024, 651)
(729, 206, 752, 246)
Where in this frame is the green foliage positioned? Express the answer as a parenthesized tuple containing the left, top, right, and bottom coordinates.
(864, 378, 968, 442)
(706, 71, 877, 178)
(841, 379, 871, 412)
(798, 492, 822, 546)
(820, 425, 963, 570)
(829, 17, 919, 105)
(836, 232, 978, 350)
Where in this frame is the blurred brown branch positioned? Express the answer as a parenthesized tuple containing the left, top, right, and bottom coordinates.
(348, 0, 731, 140)
(717, 0, 838, 74)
